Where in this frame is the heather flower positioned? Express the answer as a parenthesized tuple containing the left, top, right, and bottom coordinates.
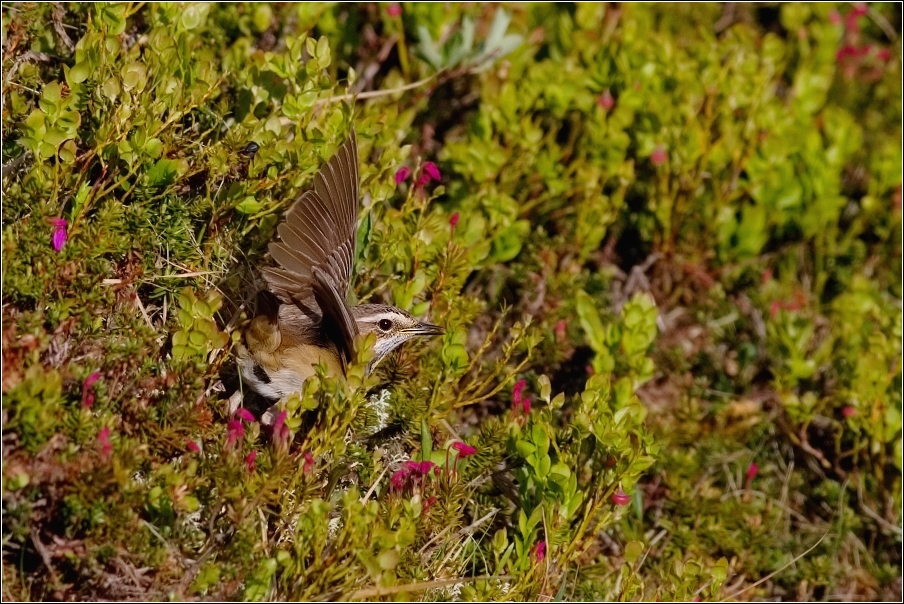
(449, 212, 460, 229)
(390, 466, 410, 490)
(391, 459, 436, 491)
(387, 2, 402, 18)
(424, 496, 437, 511)
(745, 463, 758, 482)
(50, 218, 68, 252)
(650, 145, 668, 166)
(532, 539, 547, 563)
(513, 379, 527, 407)
(81, 371, 100, 408)
(234, 407, 255, 422)
(555, 319, 567, 342)
(842, 406, 857, 419)
(186, 440, 201, 454)
(226, 420, 244, 449)
(395, 166, 411, 185)
(303, 450, 314, 473)
(611, 488, 631, 506)
(273, 410, 290, 446)
(416, 161, 441, 187)
(598, 89, 615, 111)
(451, 441, 477, 458)
(245, 450, 258, 473)
(97, 426, 112, 458)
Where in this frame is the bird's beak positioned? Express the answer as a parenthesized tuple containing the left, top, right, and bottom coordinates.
(407, 322, 444, 337)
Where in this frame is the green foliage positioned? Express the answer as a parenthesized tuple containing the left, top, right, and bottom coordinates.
(2, 2, 900, 602)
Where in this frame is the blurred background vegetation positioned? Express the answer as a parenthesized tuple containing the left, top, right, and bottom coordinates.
(1, 2, 900, 600)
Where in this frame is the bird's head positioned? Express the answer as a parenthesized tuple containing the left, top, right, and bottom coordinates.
(351, 304, 444, 372)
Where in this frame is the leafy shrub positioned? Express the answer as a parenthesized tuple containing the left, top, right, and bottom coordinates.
(2, 2, 900, 601)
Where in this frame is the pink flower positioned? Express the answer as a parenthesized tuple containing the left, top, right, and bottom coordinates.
(422, 161, 441, 182)
(877, 48, 892, 62)
(745, 462, 758, 482)
(597, 89, 615, 111)
(513, 379, 527, 407)
(226, 420, 244, 449)
(842, 406, 857, 419)
(186, 440, 201, 454)
(303, 450, 314, 473)
(395, 166, 411, 185)
(611, 488, 631, 506)
(81, 371, 100, 408)
(234, 408, 255, 422)
(50, 218, 68, 252)
(532, 539, 546, 563)
(424, 496, 437, 510)
(390, 467, 409, 490)
(391, 459, 436, 491)
(97, 426, 112, 458)
(451, 441, 477, 458)
(829, 10, 842, 25)
(404, 460, 436, 475)
(769, 300, 782, 318)
(555, 319, 567, 342)
(416, 161, 441, 187)
(449, 212, 459, 229)
(273, 410, 290, 446)
(650, 145, 668, 166)
(387, 2, 402, 18)
(245, 450, 258, 473)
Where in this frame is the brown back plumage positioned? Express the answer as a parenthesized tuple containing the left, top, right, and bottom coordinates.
(262, 129, 360, 367)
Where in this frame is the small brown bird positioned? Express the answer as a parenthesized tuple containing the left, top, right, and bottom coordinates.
(236, 129, 443, 402)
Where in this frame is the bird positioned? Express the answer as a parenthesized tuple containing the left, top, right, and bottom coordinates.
(235, 128, 444, 404)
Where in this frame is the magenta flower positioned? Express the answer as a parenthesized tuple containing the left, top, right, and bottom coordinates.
(449, 212, 459, 229)
(395, 166, 411, 185)
(390, 467, 409, 490)
(451, 441, 477, 458)
(611, 488, 631, 506)
(512, 379, 531, 415)
(404, 460, 436, 475)
(532, 539, 547, 563)
(245, 450, 258, 473)
(186, 440, 201, 454)
(555, 319, 567, 342)
(303, 450, 314, 473)
(842, 406, 857, 419)
(424, 496, 437, 511)
(650, 145, 668, 166)
(745, 463, 758, 482)
(422, 161, 441, 182)
(597, 89, 615, 111)
(272, 410, 291, 446)
(97, 426, 112, 458)
(416, 161, 441, 187)
(234, 408, 255, 423)
(391, 459, 437, 491)
(387, 2, 402, 18)
(226, 420, 244, 449)
(81, 371, 100, 408)
(50, 218, 68, 252)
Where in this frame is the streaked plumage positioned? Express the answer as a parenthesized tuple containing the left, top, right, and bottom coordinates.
(236, 129, 443, 402)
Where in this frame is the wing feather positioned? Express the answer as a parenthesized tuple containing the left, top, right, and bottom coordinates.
(264, 129, 359, 302)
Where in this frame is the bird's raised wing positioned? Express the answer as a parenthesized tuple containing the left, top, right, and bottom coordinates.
(263, 129, 359, 305)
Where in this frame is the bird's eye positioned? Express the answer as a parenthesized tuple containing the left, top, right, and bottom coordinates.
(378, 319, 393, 332)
